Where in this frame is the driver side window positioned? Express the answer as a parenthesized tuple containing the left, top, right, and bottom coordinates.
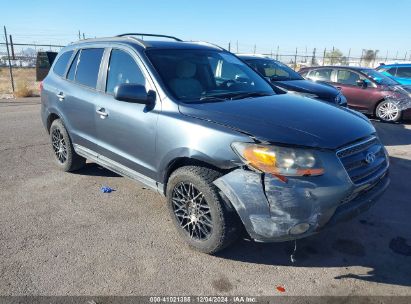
(106, 49, 145, 94)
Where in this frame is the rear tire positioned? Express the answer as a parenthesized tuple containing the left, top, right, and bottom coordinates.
(166, 166, 240, 254)
(50, 119, 86, 172)
(376, 100, 402, 122)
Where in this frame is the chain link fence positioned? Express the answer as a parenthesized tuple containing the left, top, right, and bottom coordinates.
(0, 42, 64, 98)
(1, 41, 411, 98)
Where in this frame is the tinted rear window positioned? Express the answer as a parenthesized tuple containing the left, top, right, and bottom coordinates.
(75, 48, 104, 88)
(53, 51, 73, 76)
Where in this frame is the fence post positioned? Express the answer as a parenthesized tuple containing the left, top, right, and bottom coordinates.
(276, 45, 279, 60)
(312, 48, 316, 65)
(3, 26, 15, 95)
(323, 48, 326, 66)
(9, 34, 15, 60)
(294, 47, 298, 70)
(347, 48, 351, 65)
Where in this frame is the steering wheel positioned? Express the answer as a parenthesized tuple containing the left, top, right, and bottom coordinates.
(221, 79, 237, 88)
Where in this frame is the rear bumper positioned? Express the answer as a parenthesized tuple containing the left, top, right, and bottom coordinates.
(214, 160, 389, 243)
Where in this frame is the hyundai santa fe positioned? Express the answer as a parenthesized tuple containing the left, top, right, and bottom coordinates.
(40, 33, 390, 253)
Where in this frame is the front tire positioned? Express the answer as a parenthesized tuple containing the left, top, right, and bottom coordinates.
(166, 166, 240, 254)
(376, 100, 402, 122)
(50, 119, 86, 172)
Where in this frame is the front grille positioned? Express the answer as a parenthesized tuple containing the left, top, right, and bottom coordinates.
(337, 137, 388, 185)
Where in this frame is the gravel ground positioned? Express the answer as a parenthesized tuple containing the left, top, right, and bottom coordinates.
(0, 98, 410, 296)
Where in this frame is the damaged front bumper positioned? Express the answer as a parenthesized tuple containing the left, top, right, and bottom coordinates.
(214, 149, 390, 242)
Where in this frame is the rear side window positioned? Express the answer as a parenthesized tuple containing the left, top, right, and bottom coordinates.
(307, 68, 333, 81)
(75, 48, 104, 88)
(53, 51, 73, 76)
(67, 51, 80, 81)
(106, 49, 145, 94)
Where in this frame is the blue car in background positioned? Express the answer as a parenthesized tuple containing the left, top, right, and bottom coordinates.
(376, 64, 411, 85)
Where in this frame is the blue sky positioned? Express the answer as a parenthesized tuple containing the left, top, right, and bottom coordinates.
(2, 0, 411, 57)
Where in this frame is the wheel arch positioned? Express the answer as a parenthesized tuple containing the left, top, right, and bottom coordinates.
(161, 156, 235, 196)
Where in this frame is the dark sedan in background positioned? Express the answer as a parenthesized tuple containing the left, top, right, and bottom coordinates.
(299, 66, 411, 122)
(238, 55, 347, 107)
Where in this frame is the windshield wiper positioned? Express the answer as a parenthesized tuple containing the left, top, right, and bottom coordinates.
(198, 95, 229, 103)
(228, 91, 274, 100)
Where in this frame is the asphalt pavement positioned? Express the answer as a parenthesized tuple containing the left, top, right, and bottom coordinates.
(0, 98, 410, 296)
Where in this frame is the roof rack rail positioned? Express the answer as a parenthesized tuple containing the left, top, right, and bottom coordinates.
(116, 33, 182, 42)
(190, 41, 225, 51)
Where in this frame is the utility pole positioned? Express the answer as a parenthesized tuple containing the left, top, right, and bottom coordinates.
(347, 48, 351, 65)
(78, 30, 81, 40)
(3, 26, 15, 94)
(322, 48, 326, 66)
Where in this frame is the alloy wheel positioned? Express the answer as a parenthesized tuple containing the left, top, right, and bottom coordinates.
(377, 101, 400, 122)
(51, 128, 67, 163)
(171, 182, 213, 240)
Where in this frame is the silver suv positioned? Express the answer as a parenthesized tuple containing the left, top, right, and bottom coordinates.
(41, 33, 390, 253)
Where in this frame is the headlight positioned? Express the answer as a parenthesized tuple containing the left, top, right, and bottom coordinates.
(231, 142, 324, 177)
(287, 91, 318, 99)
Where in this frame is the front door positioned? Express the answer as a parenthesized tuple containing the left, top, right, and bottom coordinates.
(93, 47, 160, 181)
(332, 69, 376, 112)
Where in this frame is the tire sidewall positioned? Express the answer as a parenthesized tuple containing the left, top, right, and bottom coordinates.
(166, 169, 225, 253)
(50, 119, 74, 171)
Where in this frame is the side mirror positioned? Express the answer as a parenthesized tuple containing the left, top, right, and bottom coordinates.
(356, 79, 368, 89)
(114, 83, 155, 105)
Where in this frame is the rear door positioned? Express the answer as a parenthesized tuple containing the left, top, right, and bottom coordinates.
(59, 47, 105, 151)
(331, 69, 376, 112)
(93, 47, 159, 180)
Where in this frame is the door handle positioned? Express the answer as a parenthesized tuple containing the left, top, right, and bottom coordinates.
(56, 92, 65, 101)
(96, 108, 108, 118)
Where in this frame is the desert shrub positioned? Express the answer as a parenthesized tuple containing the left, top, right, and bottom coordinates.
(14, 81, 34, 98)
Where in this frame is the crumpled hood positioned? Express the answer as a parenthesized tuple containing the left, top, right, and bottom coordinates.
(179, 94, 375, 150)
(274, 79, 339, 98)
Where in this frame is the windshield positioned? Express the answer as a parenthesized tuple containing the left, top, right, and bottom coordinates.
(246, 59, 303, 81)
(360, 69, 399, 86)
(146, 49, 274, 102)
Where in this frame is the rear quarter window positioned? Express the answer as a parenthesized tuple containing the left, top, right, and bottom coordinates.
(75, 48, 105, 88)
(53, 51, 74, 77)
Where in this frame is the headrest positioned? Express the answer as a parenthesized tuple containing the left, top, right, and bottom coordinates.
(176, 60, 197, 78)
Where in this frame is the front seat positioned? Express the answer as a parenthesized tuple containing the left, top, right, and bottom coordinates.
(169, 60, 203, 99)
